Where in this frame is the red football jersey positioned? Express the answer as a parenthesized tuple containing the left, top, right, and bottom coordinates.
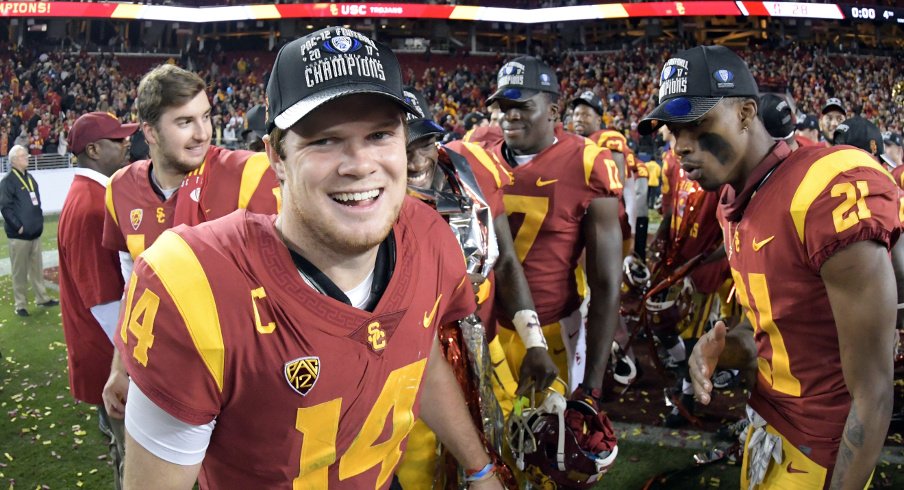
(116, 201, 474, 489)
(590, 129, 647, 179)
(463, 125, 504, 148)
(492, 132, 623, 325)
(58, 173, 124, 405)
(103, 146, 279, 259)
(664, 168, 728, 293)
(719, 144, 901, 469)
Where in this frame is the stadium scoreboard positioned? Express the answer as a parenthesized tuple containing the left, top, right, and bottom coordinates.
(0, 2, 902, 25)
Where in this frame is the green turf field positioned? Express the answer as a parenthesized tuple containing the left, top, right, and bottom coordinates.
(0, 214, 59, 261)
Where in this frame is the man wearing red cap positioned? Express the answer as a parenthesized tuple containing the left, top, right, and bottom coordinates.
(58, 112, 138, 490)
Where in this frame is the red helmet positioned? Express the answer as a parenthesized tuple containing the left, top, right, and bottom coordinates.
(506, 392, 618, 489)
(620, 254, 650, 317)
(644, 277, 695, 336)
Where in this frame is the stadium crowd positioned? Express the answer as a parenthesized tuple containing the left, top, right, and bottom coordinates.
(0, 38, 900, 158)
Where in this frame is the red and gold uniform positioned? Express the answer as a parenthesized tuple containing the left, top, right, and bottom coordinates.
(103, 146, 279, 259)
(591, 129, 648, 181)
(719, 142, 900, 486)
(462, 125, 504, 148)
(591, 129, 646, 246)
(487, 132, 622, 401)
(58, 171, 124, 405)
(116, 202, 475, 490)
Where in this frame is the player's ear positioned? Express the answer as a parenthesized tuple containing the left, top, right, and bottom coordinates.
(738, 98, 758, 131)
(548, 98, 560, 122)
(141, 121, 157, 147)
(263, 134, 286, 181)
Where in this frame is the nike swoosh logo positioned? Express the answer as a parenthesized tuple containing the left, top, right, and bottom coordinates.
(786, 462, 808, 474)
(752, 236, 775, 251)
(492, 359, 505, 368)
(568, 330, 579, 339)
(423, 294, 443, 329)
(536, 177, 558, 187)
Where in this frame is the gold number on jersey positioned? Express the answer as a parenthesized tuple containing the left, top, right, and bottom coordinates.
(251, 287, 275, 334)
(830, 181, 871, 234)
(294, 359, 426, 488)
(604, 158, 624, 190)
(731, 270, 801, 396)
(120, 275, 161, 367)
(504, 195, 549, 263)
(898, 196, 904, 223)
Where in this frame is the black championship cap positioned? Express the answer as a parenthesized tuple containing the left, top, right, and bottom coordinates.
(758, 93, 796, 141)
(639, 45, 758, 135)
(402, 86, 444, 143)
(821, 98, 846, 116)
(266, 26, 416, 132)
(833, 116, 894, 167)
(883, 131, 903, 148)
(796, 114, 819, 131)
(242, 104, 267, 140)
(486, 56, 559, 104)
(570, 90, 604, 116)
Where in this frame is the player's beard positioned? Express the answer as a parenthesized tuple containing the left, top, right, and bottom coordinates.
(154, 128, 210, 175)
(294, 194, 402, 256)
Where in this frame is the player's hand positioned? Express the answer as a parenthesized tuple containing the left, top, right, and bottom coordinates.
(689, 320, 727, 405)
(515, 347, 558, 396)
(102, 360, 130, 419)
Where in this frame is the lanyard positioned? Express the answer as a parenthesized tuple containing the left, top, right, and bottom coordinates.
(11, 168, 34, 193)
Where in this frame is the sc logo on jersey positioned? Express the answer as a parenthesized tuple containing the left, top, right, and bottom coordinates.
(284, 356, 320, 396)
(367, 321, 386, 351)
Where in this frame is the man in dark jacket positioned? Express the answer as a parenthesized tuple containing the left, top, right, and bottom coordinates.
(1, 144, 57, 316)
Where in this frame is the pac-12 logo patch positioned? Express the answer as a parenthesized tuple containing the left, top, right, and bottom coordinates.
(323, 36, 360, 54)
(713, 69, 735, 88)
(130, 209, 143, 231)
(661, 65, 677, 81)
(285, 356, 320, 396)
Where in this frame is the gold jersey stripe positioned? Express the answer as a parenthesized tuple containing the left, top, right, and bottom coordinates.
(105, 173, 120, 226)
(789, 149, 894, 243)
(126, 235, 146, 260)
(142, 231, 226, 392)
(238, 153, 272, 209)
(462, 142, 503, 188)
(582, 139, 600, 186)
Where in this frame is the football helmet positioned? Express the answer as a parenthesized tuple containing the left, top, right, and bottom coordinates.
(620, 254, 650, 316)
(644, 277, 695, 336)
(506, 391, 618, 489)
